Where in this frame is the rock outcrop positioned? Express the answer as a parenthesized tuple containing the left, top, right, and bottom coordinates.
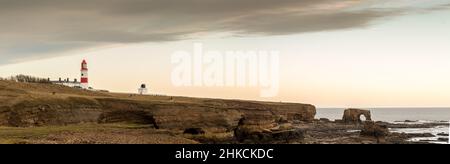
(234, 114, 306, 143)
(96, 98, 315, 132)
(360, 121, 389, 143)
(0, 97, 102, 127)
(342, 108, 372, 124)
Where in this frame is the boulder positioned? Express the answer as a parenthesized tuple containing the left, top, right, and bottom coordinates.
(342, 108, 372, 124)
(360, 121, 389, 143)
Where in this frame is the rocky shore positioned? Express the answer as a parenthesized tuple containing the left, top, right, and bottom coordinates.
(222, 109, 449, 144)
(0, 80, 448, 144)
(188, 108, 449, 144)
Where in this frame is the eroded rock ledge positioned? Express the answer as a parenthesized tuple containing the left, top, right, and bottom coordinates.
(0, 96, 316, 132)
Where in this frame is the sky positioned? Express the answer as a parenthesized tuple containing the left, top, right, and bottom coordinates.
(1, 0, 450, 107)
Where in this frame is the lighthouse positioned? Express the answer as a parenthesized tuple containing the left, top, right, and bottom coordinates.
(80, 60, 89, 89)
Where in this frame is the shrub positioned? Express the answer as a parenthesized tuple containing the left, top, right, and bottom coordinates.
(2, 75, 51, 83)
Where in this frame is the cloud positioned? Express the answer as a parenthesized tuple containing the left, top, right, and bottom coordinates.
(0, 0, 448, 64)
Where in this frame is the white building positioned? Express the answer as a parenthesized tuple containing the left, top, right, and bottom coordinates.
(50, 60, 90, 89)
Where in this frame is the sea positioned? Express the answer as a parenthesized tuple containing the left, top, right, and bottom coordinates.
(317, 108, 450, 144)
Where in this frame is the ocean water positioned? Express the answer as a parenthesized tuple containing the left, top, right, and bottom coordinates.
(316, 108, 450, 122)
(317, 108, 450, 144)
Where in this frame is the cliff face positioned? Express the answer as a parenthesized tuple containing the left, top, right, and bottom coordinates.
(0, 97, 103, 127)
(96, 98, 316, 131)
(0, 80, 316, 131)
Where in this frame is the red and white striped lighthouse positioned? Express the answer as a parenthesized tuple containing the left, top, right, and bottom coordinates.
(80, 60, 89, 89)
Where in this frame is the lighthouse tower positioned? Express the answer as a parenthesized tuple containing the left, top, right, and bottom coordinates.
(80, 60, 89, 89)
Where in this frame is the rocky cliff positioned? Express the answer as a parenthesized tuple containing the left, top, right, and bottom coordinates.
(0, 80, 316, 131)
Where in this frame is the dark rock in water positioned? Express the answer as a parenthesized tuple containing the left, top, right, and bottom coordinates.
(342, 108, 372, 124)
(334, 119, 344, 123)
(406, 133, 435, 138)
(361, 121, 389, 143)
(437, 133, 449, 137)
(394, 120, 418, 123)
(319, 118, 331, 122)
(383, 122, 448, 129)
(437, 138, 448, 142)
(184, 128, 206, 135)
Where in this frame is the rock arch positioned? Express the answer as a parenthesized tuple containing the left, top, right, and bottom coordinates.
(342, 108, 372, 124)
